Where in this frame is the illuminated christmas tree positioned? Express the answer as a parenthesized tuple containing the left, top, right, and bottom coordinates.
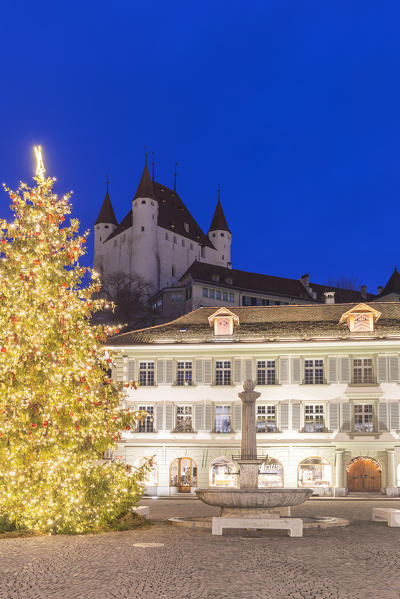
(0, 148, 145, 533)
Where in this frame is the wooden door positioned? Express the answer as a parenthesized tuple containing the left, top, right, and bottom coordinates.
(178, 458, 193, 493)
(347, 459, 381, 492)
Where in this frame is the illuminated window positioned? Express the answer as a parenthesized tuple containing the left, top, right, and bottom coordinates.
(304, 404, 324, 432)
(215, 405, 231, 433)
(353, 404, 374, 432)
(298, 458, 332, 488)
(258, 458, 283, 487)
(175, 406, 193, 432)
(256, 405, 276, 432)
(209, 457, 238, 487)
(176, 361, 192, 386)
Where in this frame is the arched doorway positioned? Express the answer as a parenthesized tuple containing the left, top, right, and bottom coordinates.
(170, 457, 198, 493)
(209, 457, 238, 487)
(347, 457, 381, 492)
(298, 457, 332, 488)
(258, 458, 284, 487)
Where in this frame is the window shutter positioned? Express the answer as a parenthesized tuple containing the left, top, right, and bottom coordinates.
(339, 357, 351, 383)
(194, 404, 203, 431)
(194, 359, 204, 384)
(244, 359, 254, 381)
(155, 404, 164, 431)
(111, 365, 117, 381)
(279, 357, 289, 384)
(165, 404, 174, 430)
(377, 356, 388, 383)
(291, 357, 301, 384)
(204, 359, 212, 384)
(327, 357, 338, 384)
(341, 403, 351, 432)
(390, 402, 400, 431)
(233, 403, 242, 431)
(378, 402, 388, 431)
(115, 356, 125, 382)
(233, 359, 242, 384)
(165, 359, 174, 384)
(291, 403, 301, 431)
(280, 404, 289, 430)
(204, 405, 213, 430)
(128, 359, 136, 382)
(329, 403, 339, 430)
(389, 356, 400, 382)
(156, 360, 165, 384)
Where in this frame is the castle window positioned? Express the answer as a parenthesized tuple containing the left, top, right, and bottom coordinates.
(151, 201, 154, 206)
(222, 255, 224, 260)
(173, 236, 177, 244)
(141, 200, 146, 205)
(99, 236, 102, 241)
(172, 265, 176, 277)
(221, 233, 225, 237)
(104, 225, 109, 229)
(190, 243, 193, 250)
(141, 226, 145, 232)
(165, 232, 169, 240)
(182, 239, 185, 247)
(212, 233, 216, 237)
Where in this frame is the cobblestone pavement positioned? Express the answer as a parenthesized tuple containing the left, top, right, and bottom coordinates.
(0, 499, 400, 599)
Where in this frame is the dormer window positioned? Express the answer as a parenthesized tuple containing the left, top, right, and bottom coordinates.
(208, 307, 239, 336)
(211, 274, 220, 283)
(339, 303, 381, 332)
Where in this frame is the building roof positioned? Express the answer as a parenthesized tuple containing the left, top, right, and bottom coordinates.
(379, 268, 400, 297)
(133, 165, 157, 201)
(94, 184, 118, 226)
(208, 198, 231, 234)
(107, 302, 400, 346)
(177, 261, 374, 304)
(106, 181, 214, 247)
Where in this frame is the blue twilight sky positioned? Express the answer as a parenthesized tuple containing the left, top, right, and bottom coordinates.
(0, 0, 399, 293)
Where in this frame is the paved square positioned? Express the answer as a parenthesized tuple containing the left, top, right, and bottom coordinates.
(0, 499, 400, 599)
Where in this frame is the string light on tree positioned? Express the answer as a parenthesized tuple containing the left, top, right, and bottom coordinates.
(0, 147, 147, 534)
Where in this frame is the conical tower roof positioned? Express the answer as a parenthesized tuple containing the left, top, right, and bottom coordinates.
(380, 267, 400, 296)
(134, 164, 156, 200)
(208, 198, 231, 234)
(94, 183, 118, 226)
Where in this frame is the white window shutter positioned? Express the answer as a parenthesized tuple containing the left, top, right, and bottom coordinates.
(291, 357, 301, 384)
(339, 357, 351, 383)
(291, 403, 301, 431)
(244, 359, 254, 381)
(128, 359, 136, 382)
(156, 360, 165, 384)
(165, 359, 174, 384)
(327, 357, 338, 384)
(194, 359, 204, 384)
(378, 402, 388, 431)
(204, 359, 212, 384)
(280, 404, 289, 430)
(389, 356, 400, 382)
(341, 403, 351, 431)
(115, 356, 125, 382)
(194, 404, 203, 431)
(155, 404, 164, 431)
(329, 403, 339, 430)
(111, 365, 117, 381)
(377, 356, 388, 383)
(279, 358, 289, 384)
(390, 402, 400, 430)
(165, 404, 174, 430)
(204, 405, 213, 430)
(233, 404, 242, 431)
(233, 359, 242, 384)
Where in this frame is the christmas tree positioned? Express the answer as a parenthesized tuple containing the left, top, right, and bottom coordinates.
(0, 147, 146, 534)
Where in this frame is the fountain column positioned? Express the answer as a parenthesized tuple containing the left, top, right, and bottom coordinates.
(237, 379, 263, 488)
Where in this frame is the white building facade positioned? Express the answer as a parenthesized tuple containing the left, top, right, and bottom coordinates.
(108, 302, 400, 497)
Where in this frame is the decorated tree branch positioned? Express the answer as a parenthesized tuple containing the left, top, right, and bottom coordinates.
(0, 147, 146, 533)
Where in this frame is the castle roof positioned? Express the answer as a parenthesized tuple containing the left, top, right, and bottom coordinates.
(106, 181, 214, 247)
(107, 302, 400, 346)
(134, 165, 156, 200)
(208, 198, 231, 233)
(177, 261, 375, 304)
(379, 267, 400, 297)
(94, 184, 118, 226)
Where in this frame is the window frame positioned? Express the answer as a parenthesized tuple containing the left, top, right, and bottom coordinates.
(352, 357, 375, 384)
(176, 361, 193, 386)
(256, 359, 277, 386)
(214, 404, 232, 433)
(215, 360, 232, 386)
(303, 358, 324, 385)
(256, 404, 277, 433)
(138, 361, 155, 387)
(175, 405, 194, 433)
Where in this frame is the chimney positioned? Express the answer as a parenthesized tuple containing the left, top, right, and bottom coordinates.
(300, 273, 310, 289)
(324, 291, 335, 304)
(361, 285, 367, 299)
(377, 286, 383, 295)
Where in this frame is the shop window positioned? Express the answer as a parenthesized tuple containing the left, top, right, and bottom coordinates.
(176, 361, 192, 386)
(175, 406, 193, 432)
(209, 457, 238, 487)
(170, 457, 197, 491)
(353, 358, 374, 384)
(256, 405, 276, 432)
(133, 457, 158, 486)
(215, 405, 231, 433)
(258, 458, 283, 487)
(256, 360, 276, 385)
(353, 404, 374, 432)
(139, 362, 155, 386)
(304, 405, 325, 432)
(298, 457, 332, 488)
(137, 405, 154, 432)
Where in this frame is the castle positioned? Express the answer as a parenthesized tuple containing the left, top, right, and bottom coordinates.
(94, 163, 400, 319)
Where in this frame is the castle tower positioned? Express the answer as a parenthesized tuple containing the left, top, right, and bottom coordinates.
(207, 189, 232, 267)
(131, 164, 160, 292)
(93, 181, 118, 274)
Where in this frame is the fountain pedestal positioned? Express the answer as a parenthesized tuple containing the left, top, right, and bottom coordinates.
(195, 379, 312, 535)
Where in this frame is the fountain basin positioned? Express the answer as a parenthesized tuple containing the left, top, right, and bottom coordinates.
(195, 487, 312, 509)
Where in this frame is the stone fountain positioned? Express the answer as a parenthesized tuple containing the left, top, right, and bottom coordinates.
(195, 380, 312, 536)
